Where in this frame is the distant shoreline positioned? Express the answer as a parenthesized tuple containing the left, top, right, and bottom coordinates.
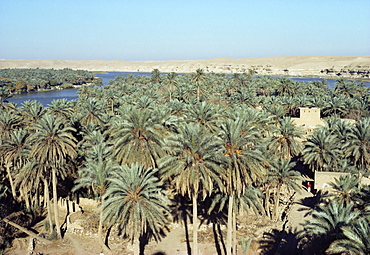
(1, 56, 369, 80)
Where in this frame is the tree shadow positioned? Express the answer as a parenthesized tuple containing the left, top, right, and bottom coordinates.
(106, 222, 169, 255)
(170, 194, 192, 255)
(259, 228, 301, 255)
(296, 190, 328, 217)
(139, 227, 169, 255)
(198, 195, 228, 255)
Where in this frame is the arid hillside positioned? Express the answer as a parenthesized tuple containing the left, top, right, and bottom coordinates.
(1, 56, 369, 79)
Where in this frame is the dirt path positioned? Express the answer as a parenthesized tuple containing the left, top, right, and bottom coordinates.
(286, 190, 313, 231)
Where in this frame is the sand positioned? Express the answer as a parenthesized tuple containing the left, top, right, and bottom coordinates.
(1, 56, 369, 78)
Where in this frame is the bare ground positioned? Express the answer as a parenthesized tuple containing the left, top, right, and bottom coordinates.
(4, 188, 314, 255)
(1, 56, 369, 79)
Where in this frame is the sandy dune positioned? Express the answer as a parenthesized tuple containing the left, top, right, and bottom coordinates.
(1, 56, 369, 78)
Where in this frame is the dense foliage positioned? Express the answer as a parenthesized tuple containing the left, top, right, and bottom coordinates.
(0, 68, 97, 93)
(0, 69, 369, 254)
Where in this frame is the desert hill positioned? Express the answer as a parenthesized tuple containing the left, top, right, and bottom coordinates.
(1, 56, 369, 79)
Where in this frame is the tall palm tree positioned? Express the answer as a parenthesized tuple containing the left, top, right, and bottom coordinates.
(15, 160, 53, 231)
(0, 129, 29, 200)
(332, 118, 354, 146)
(102, 163, 171, 255)
(191, 69, 207, 103)
(208, 185, 264, 255)
(28, 114, 77, 238)
(164, 72, 178, 101)
(102, 89, 124, 114)
(73, 143, 119, 248)
(268, 159, 305, 219)
(151, 69, 162, 84)
(218, 115, 266, 255)
(159, 123, 226, 255)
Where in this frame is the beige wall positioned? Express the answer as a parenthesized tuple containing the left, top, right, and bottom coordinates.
(292, 107, 324, 128)
(314, 171, 370, 190)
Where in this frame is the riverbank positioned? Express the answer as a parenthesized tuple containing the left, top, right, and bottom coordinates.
(1, 56, 369, 80)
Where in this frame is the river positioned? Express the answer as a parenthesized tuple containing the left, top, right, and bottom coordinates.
(6, 72, 370, 106)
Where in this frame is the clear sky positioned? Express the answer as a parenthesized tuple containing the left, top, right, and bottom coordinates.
(1, 0, 369, 61)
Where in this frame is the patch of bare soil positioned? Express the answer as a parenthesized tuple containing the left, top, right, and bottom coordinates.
(4, 189, 312, 255)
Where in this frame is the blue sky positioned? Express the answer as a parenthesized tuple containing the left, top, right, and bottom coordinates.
(1, 0, 369, 61)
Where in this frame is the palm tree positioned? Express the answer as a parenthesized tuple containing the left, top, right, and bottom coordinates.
(159, 123, 226, 255)
(28, 114, 77, 238)
(46, 99, 74, 119)
(343, 118, 370, 170)
(109, 108, 165, 168)
(15, 160, 54, 231)
(76, 97, 107, 127)
(102, 88, 124, 114)
(232, 87, 259, 107)
(332, 118, 354, 146)
(299, 200, 360, 253)
(322, 95, 348, 117)
(151, 69, 162, 84)
(191, 69, 207, 102)
(327, 174, 361, 205)
(19, 100, 46, 126)
(267, 117, 304, 159)
(73, 144, 119, 249)
(0, 110, 20, 140)
(101, 163, 171, 255)
(184, 101, 223, 132)
(268, 159, 305, 220)
(0, 129, 29, 200)
(303, 128, 341, 172)
(326, 217, 370, 255)
(164, 72, 178, 101)
(208, 185, 264, 255)
(275, 78, 297, 96)
(218, 115, 266, 255)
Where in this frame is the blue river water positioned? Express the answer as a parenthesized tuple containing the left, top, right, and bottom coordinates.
(6, 72, 370, 106)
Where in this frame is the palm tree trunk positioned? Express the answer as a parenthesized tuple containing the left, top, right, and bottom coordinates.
(273, 184, 282, 220)
(5, 163, 17, 199)
(265, 187, 271, 219)
(227, 194, 234, 255)
(232, 207, 237, 255)
(44, 179, 53, 234)
(192, 194, 198, 255)
(98, 196, 107, 250)
(169, 83, 172, 101)
(23, 190, 30, 209)
(197, 84, 200, 103)
(133, 239, 140, 255)
(52, 167, 61, 238)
